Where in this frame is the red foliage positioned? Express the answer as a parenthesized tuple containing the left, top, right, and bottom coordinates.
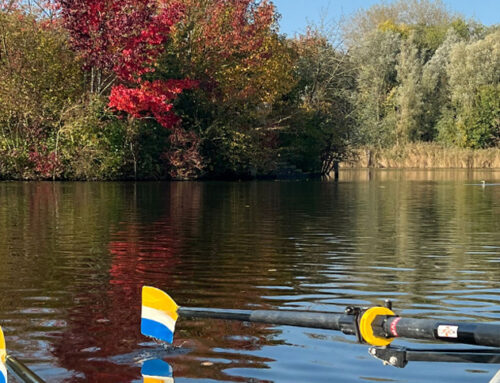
(192, 0, 275, 59)
(29, 148, 62, 178)
(58, 0, 196, 129)
(109, 79, 198, 128)
(175, 0, 277, 102)
(58, 0, 183, 77)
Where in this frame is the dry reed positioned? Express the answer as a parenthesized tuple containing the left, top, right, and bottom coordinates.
(342, 143, 500, 169)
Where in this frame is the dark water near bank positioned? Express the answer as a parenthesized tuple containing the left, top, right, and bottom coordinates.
(0, 170, 499, 383)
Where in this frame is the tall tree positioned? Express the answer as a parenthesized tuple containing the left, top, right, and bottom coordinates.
(395, 33, 424, 144)
(439, 30, 500, 148)
(160, 0, 296, 177)
(278, 27, 355, 175)
(351, 29, 401, 146)
(420, 29, 461, 140)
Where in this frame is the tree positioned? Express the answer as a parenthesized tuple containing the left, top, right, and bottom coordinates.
(394, 33, 424, 144)
(56, 0, 204, 179)
(159, 0, 296, 177)
(344, 0, 455, 48)
(277, 26, 355, 175)
(345, 0, 495, 149)
(420, 29, 461, 141)
(351, 29, 401, 146)
(58, 0, 196, 130)
(439, 30, 500, 148)
(0, 0, 19, 12)
(0, 10, 83, 178)
(165, 0, 292, 108)
(1, 0, 59, 19)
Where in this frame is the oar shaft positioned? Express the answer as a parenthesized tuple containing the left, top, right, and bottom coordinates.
(6, 355, 46, 383)
(178, 307, 251, 322)
(178, 307, 356, 333)
(179, 307, 500, 348)
(381, 317, 500, 348)
(250, 310, 344, 331)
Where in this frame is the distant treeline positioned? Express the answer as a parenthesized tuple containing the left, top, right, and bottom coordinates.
(0, 0, 498, 180)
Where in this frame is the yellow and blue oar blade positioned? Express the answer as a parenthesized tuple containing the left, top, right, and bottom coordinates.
(141, 359, 173, 383)
(141, 286, 179, 344)
(0, 327, 7, 383)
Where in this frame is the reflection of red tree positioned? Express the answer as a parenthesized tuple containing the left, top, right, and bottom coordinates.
(49, 182, 281, 382)
(53, 219, 182, 382)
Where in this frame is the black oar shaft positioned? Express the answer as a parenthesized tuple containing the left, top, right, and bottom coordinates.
(178, 307, 252, 322)
(178, 307, 354, 332)
(179, 307, 500, 348)
(381, 317, 500, 348)
(6, 355, 46, 383)
(250, 310, 343, 330)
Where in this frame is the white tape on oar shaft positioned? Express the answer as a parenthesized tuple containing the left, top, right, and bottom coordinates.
(437, 325, 459, 338)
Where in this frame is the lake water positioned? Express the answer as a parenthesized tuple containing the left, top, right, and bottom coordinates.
(0, 170, 499, 383)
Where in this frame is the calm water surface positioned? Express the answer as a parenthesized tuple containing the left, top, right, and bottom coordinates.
(0, 170, 499, 383)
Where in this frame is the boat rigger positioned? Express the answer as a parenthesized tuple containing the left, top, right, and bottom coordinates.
(141, 286, 500, 349)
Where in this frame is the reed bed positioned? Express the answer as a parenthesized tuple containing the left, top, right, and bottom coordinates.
(342, 143, 500, 169)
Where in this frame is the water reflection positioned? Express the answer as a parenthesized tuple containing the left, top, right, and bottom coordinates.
(0, 170, 498, 382)
(142, 359, 173, 383)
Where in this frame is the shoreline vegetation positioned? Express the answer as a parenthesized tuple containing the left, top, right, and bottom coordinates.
(0, 0, 498, 181)
(342, 144, 500, 169)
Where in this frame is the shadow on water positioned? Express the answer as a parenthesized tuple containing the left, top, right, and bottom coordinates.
(0, 170, 498, 382)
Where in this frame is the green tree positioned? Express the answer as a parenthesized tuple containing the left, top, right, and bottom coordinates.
(0, 11, 84, 178)
(351, 30, 401, 146)
(344, 0, 455, 48)
(420, 30, 461, 141)
(439, 30, 500, 148)
(394, 33, 424, 144)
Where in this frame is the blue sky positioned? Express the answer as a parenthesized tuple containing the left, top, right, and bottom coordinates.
(271, 0, 500, 36)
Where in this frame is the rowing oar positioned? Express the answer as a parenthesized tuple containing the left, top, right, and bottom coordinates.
(141, 286, 500, 349)
(0, 326, 46, 383)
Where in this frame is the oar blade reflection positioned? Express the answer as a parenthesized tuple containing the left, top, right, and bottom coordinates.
(142, 359, 174, 383)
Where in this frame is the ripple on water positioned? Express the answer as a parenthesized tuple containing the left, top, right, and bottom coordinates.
(0, 176, 499, 382)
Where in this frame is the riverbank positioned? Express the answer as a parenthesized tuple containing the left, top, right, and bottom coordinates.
(341, 143, 500, 169)
(2, 143, 499, 181)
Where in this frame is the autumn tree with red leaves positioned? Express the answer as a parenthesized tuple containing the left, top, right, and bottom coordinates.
(56, 0, 204, 178)
(58, 0, 196, 131)
(167, 0, 294, 107)
(159, 0, 296, 177)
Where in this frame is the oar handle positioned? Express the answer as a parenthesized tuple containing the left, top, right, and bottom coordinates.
(381, 317, 500, 348)
(6, 355, 46, 383)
